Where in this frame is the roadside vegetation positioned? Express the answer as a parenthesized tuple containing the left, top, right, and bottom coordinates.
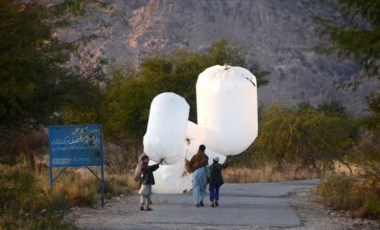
(305, 0, 380, 220)
(1, 0, 380, 228)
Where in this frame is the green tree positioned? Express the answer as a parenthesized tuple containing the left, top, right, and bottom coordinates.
(347, 92, 380, 181)
(101, 39, 269, 148)
(0, 1, 65, 130)
(60, 76, 103, 125)
(309, 0, 380, 177)
(254, 103, 357, 175)
(362, 93, 380, 136)
(317, 101, 348, 117)
(100, 69, 149, 149)
(0, 1, 101, 159)
(307, 0, 380, 85)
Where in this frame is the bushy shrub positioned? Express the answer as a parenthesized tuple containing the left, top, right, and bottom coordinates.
(318, 175, 354, 209)
(318, 175, 380, 219)
(0, 165, 75, 229)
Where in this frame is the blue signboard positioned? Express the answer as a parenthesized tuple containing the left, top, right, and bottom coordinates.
(48, 124, 105, 206)
(49, 124, 104, 167)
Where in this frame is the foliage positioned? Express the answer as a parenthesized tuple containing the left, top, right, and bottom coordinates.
(0, 161, 133, 229)
(318, 175, 355, 209)
(318, 94, 380, 219)
(61, 77, 103, 125)
(346, 93, 380, 186)
(362, 93, 380, 137)
(0, 1, 103, 159)
(0, 165, 75, 229)
(103, 174, 135, 198)
(44, 165, 133, 206)
(317, 100, 349, 117)
(318, 175, 380, 219)
(224, 166, 318, 183)
(306, 0, 380, 86)
(101, 39, 269, 146)
(253, 103, 357, 175)
(0, 1, 66, 130)
(307, 1, 380, 218)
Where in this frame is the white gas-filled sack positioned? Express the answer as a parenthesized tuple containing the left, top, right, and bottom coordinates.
(196, 65, 258, 156)
(183, 121, 202, 159)
(152, 147, 226, 194)
(184, 121, 226, 164)
(143, 92, 189, 165)
(205, 149, 226, 165)
(151, 157, 192, 194)
(153, 121, 199, 194)
(152, 121, 225, 194)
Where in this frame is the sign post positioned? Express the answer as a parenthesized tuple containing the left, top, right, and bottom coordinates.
(48, 124, 105, 207)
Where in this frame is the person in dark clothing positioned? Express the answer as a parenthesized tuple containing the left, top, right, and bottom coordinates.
(138, 155, 163, 211)
(185, 144, 209, 207)
(209, 156, 228, 207)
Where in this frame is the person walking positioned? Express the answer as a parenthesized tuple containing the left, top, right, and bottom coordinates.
(209, 156, 228, 207)
(138, 155, 163, 211)
(186, 144, 209, 207)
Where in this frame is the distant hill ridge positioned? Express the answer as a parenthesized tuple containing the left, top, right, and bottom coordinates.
(53, 0, 378, 116)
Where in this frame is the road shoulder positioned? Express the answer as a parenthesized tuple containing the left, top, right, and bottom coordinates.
(290, 188, 380, 230)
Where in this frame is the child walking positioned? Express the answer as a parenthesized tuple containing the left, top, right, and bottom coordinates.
(138, 155, 163, 211)
(209, 157, 228, 207)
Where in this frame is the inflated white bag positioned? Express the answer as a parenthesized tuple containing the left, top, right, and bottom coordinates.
(143, 92, 190, 165)
(152, 121, 225, 194)
(196, 65, 258, 156)
(184, 121, 226, 164)
(151, 156, 192, 194)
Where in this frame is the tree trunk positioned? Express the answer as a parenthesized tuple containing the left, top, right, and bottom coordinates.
(338, 159, 353, 176)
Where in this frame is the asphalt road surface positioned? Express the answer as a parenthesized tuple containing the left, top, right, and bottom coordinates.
(72, 179, 335, 229)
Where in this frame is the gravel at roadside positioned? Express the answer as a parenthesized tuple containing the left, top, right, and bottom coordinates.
(290, 188, 380, 230)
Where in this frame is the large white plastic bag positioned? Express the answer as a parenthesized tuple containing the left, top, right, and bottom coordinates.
(152, 121, 198, 194)
(143, 92, 190, 165)
(196, 65, 258, 156)
(151, 156, 192, 194)
(152, 121, 226, 194)
(184, 122, 226, 164)
(183, 121, 201, 157)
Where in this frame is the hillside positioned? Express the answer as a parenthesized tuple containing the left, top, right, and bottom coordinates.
(54, 0, 378, 116)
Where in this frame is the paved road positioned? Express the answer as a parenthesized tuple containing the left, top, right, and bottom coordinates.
(73, 179, 320, 229)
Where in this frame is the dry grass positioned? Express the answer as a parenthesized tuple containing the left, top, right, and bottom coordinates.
(0, 164, 75, 229)
(223, 161, 363, 184)
(318, 175, 380, 219)
(1, 158, 137, 229)
(42, 167, 135, 206)
(103, 173, 137, 198)
(1, 156, 136, 228)
(224, 166, 318, 183)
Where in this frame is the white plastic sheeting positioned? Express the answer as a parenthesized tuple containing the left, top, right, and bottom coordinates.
(196, 65, 258, 156)
(183, 121, 226, 164)
(143, 65, 258, 194)
(152, 121, 197, 194)
(143, 92, 190, 165)
(150, 156, 192, 194)
(152, 121, 225, 194)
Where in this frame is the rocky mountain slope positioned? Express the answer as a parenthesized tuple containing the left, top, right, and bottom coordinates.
(54, 0, 378, 116)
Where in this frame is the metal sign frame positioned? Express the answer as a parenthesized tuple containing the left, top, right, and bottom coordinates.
(48, 124, 105, 207)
